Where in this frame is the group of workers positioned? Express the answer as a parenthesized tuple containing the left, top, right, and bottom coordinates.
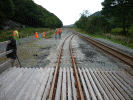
(34, 28, 62, 40)
(13, 28, 62, 45)
(10, 28, 62, 67)
(13, 29, 42, 44)
(55, 28, 62, 39)
(34, 31, 45, 40)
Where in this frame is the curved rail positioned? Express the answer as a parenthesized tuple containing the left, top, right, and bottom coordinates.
(69, 35, 85, 100)
(1, 30, 133, 100)
(75, 32, 133, 68)
(48, 34, 85, 100)
(48, 34, 72, 99)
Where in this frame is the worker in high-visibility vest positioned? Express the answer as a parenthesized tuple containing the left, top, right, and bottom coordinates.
(35, 32, 38, 40)
(55, 29, 58, 39)
(13, 28, 20, 45)
(43, 31, 45, 38)
(58, 28, 62, 39)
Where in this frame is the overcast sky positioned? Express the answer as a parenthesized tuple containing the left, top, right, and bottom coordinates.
(33, 0, 104, 26)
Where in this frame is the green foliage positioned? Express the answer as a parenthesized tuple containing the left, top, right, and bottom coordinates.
(45, 32, 54, 38)
(101, 0, 133, 35)
(0, 0, 14, 19)
(75, 15, 88, 29)
(90, 11, 102, 17)
(1, 0, 63, 28)
(105, 33, 133, 49)
(111, 28, 123, 34)
(0, 28, 52, 42)
(129, 26, 133, 35)
(86, 16, 111, 34)
(111, 27, 133, 36)
(75, 28, 133, 49)
(75, 15, 111, 34)
(0, 0, 15, 29)
(45, 16, 61, 29)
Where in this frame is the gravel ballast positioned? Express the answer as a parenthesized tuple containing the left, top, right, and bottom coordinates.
(1, 29, 132, 73)
(79, 33, 133, 57)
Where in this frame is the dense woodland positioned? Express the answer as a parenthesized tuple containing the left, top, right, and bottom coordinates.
(0, 0, 63, 29)
(75, 0, 133, 36)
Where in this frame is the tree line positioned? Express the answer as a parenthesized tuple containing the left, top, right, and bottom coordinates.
(0, 0, 63, 29)
(75, 0, 133, 36)
(75, 12, 112, 34)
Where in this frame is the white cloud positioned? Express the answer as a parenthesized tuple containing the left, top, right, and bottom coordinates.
(33, 0, 104, 26)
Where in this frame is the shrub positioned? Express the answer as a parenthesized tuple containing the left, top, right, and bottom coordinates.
(111, 28, 123, 34)
(0, 28, 51, 42)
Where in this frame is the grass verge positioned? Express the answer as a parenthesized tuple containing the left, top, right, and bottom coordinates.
(0, 28, 53, 42)
(74, 28, 133, 49)
(45, 31, 54, 38)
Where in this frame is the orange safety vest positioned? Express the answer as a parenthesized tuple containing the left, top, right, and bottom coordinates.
(58, 29, 62, 33)
(55, 32, 58, 34)
(35, 32, 38, 38)
(43, 32, 45, 37)
(13, 30, 17, 36)
(55, 29, 58, 34)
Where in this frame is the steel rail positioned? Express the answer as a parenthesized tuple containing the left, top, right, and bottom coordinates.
(75, 32, 133, 68)
(48, 34, 85, 100)
(48, 34, 72, 100)
(69, 35, 85, 100)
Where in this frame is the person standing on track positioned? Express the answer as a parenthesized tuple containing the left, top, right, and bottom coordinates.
(58, 28, 62, 39)
(55, 29, 58, 39)
(13, 28, 20, 45)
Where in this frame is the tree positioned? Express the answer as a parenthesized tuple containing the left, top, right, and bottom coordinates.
(85, 16, 110, 34)
(0, 0, 14, 29)
(0, 0, 14, 19)
(101, 0, 133, 35)
(75, 15, 88, 29)
(80, 9, 90, 17)
(0, 0, 63, 29)
(75, 9, 90, 29)
(11, 0, 63, 28)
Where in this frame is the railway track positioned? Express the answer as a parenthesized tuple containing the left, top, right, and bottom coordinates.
(74, 32, 133, 68)
(0, 30, 133, 100)
(48, 34, 84, 100)
(46, 32, 133, 100)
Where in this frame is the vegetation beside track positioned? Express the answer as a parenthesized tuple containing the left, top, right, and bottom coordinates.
(74, 0, 133, 49)
(0, 28, 54, 42)
(0, 0, 63, 29)
(74, 28, 133, 49)
(45, 31, 54, 38)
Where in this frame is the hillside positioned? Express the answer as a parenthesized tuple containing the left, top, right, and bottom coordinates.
(0, 0, 63, 29)
(89, 11, 113, 21)
(89, 11, 102, 17)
